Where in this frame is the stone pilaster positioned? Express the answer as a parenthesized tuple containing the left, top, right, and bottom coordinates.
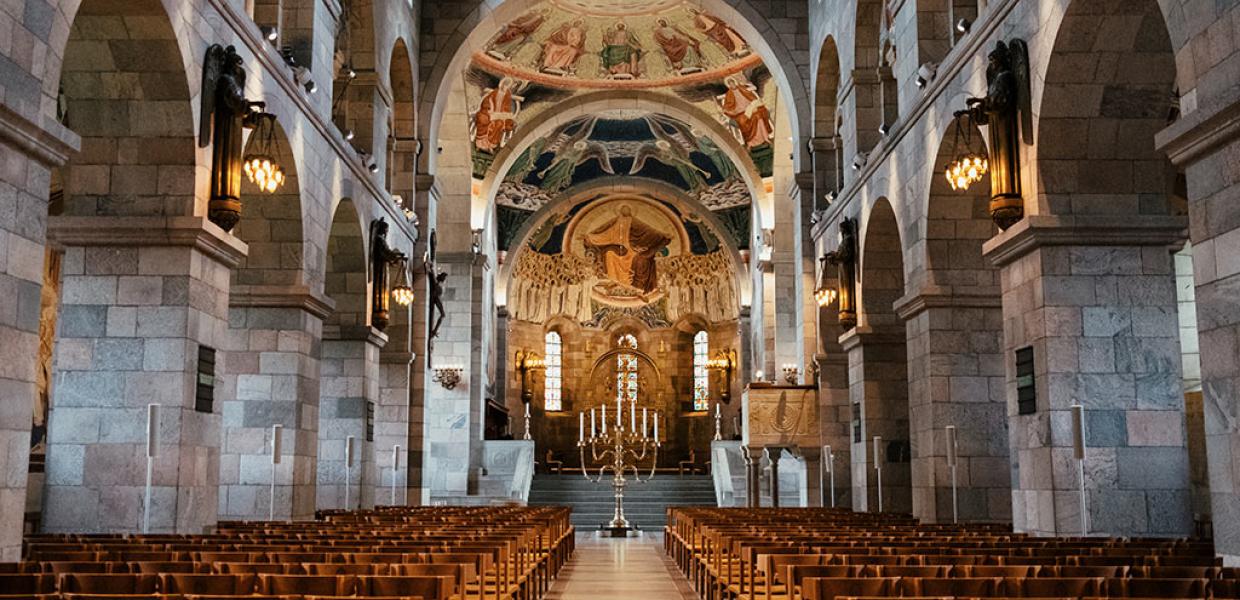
(983, 215, 1193, 537)
(1158, 97, 1240, 561)
(220, 286, 331, 521)
(375, 306, 412, 506)
(841, 326, 912, 513)
(426, 254, 475, 497)
(316, 325, 386, 510)
(816, 351, 853, 508)
(42, 216, 245, 534)
(896, 287, 1010, 523)
(0, 105, 77, 560)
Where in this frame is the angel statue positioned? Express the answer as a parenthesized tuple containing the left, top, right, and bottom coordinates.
(632, 115, 712, 190)
(957, 39, 1031, 230)
(536, 117, 614, 193)
(823, 217, 857, 327)
(369, 218, 407, 331)
(200, 44, 265, 232)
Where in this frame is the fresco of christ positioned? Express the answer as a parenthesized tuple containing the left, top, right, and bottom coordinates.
(582, 205, 670, 294)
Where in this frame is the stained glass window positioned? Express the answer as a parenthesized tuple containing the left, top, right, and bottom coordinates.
(544, 331, 563, 411)
(616, 334, 638, 404)
(693, 330, 709, 411)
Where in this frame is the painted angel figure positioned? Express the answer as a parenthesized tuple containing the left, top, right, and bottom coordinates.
(632, 115, 712, 190)
(688, 8, 749, 57)
(536, 117, 613, 193)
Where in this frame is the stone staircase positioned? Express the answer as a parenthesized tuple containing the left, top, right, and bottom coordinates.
(527, 473, 717, 531)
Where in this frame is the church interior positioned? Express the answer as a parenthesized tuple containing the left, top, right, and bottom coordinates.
(2, 0, 1240, 597)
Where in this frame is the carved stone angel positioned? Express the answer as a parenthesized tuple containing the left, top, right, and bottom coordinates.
(200, 45, 264, 232)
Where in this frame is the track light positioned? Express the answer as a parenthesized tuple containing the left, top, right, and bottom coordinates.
(852, 152, 868, 171)
(916, 62, 937, 89)
(280, 47, 296, 65)
(368, 161, 379, 173)
(305, 80, 317, 94)
(879, 123, 889, 136)
(260, 26, 279, 42)
(956, 18, 971, 34)
(292, 66, 316, 94)
(344, 129, 355, 141)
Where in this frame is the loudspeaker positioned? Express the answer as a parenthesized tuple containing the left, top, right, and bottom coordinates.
(873, 436, 883, 467)
(146, 404, 160, 458)
(393, 445, 402, 470)
(271, 424, 283, 464)
(345, 436, 355, 467)
(946, 425, 957, 467)
(1071, 405, 1086, 460)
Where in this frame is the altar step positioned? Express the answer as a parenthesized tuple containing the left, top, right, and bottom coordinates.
(527, 473, 716, 531)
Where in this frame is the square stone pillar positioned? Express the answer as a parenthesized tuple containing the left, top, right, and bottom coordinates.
(42, 217, 245, 534)
(896, 287, 1010, 523)
(220, 286, 331, 521)
(317, 325, 386, 510)
(0, 107, 77, 561)
(983, 216, 1193, 537)
(1159, 111, 1240, 561)
(841, 326, 912, 513)
(816, 352, 853, 508)
(426, 254, 476, 498)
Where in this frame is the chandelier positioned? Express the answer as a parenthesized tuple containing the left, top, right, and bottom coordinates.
(944, 115, 988, 191)
(390, 257, 413, 306)
(813, 254, 837, 307)
(243, 112, 287, 193)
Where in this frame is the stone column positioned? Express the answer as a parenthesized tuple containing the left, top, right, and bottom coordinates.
(0, 107, 76, 560)
(316, 325, 386, 510)
(425, 253, 475, 498)
(799, 445, 824, 507)
(983, 216, 1193, 537)
(1159, 105, 1240, 563)
(406, 174, 439, 505)
(219, 286, 331, 521)
(773, 180, 810, 380)
(841, 326, 911, 513)
(376, 309, 412, 507)
(743, 446, 762, 507)
(896, 287, 1009, 523)
(817, 350, 852, 508)
(42, 216, 245, 534)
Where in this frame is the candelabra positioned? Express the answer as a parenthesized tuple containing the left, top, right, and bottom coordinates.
(576, 400, 660, 534)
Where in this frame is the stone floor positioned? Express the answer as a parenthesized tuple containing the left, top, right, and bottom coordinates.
(545, 532, 697, 599)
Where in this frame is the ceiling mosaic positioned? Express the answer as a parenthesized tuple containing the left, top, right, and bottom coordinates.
(507, 193, 739, 328)
(493, 110, 752, 252)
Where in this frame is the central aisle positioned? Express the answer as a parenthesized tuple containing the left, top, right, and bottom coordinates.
(545, 533, 697, 599)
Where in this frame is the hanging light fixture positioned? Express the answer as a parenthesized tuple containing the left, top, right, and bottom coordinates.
(814, 254, 838, 308)
(944, 115, 988, 191)
(242, 112, 286, 193)
(391, 257, 413, 307)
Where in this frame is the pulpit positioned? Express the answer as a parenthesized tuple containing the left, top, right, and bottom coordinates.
(741, 383, 823, 507)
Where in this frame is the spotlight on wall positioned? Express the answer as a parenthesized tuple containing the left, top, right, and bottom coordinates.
(260, 26, 279, 42)
(956, 18, 972, 34)
(292, 65, 315, 94)
(878, 123, 890, 136)
(344, 129, 355, 141)
(916, 62, 938, 88)
(852, 152, 868, 171)
(304, 80, 317, 94)
(367, 160, 379, 173)
(280, 47, 297, 66)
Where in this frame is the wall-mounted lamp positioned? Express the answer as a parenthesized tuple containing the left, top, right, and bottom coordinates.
(292, 65, 316, 94)
(514, 350, 546, 405)
(343, 129, 355, 141)
(260, 26, 279, 42)
(754, 370, 766, 382)
(852, 152, 868, 171)
(391, 257, 413, 307)
(956, 18, 972, 34)
(706, 350, 737, 404)
(781, 364, 800, 385)
(433, 365, 463, 390)
(471, 228, 484, 257)
(242, 111, 287, 194)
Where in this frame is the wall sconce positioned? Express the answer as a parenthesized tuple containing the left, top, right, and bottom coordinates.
(471, 228, 484, 257)
(852, 152, 868, 171)
(706, 349, 737, 404)
(954, 39, 1032, 230)
(956, 18, 972, 34)
(260, 26, 278, 42)
(515, 350, 546, 404)
(916, 62, 937, 88)
(781, 363, 800, 385)
(291, 65, 316, 94)
(433, 365, 463, 390)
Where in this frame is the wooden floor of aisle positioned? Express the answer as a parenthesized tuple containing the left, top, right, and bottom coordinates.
(545, 533, 697, 600)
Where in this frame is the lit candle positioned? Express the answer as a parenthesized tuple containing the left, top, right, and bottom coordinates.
(590, 408, 596, 438)
(601, 404, 607, 434)
(642, 408, 648, 439)
(653, 412, 659, 441)
(715, 402, 721, 418)
(579, 412, 584, 443)
(617, 395, 623, 430)
(630, 401, 636, 432)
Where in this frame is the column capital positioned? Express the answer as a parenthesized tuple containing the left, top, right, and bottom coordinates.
(1156, 89, 1240, 167)
(323, 324, 389, 347)
(838, 325, 904, 351)
(47, 215, 249, 268)
(893, 283, 1001, 321)
(981, 214, 1187, 268)
(229, 284, 336, 319)
(0, 102, 79, 167)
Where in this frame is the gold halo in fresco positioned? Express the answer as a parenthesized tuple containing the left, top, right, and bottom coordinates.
(476, 0, 758, 89)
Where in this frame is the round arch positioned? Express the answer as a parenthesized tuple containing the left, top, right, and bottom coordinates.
(858, 196, 906, 328)
(324, 197, 369, 327)
(496, 177, 752, 309)
(477, 91, 769, 230)
(418, 0, 811, 174)
(232, 118, 307, 288)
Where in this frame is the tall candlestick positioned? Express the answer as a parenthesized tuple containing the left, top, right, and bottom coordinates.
(642, 408, 648, 439)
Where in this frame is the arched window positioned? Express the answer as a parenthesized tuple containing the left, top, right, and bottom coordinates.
(544, 331, 563, 411)
(693, 330, 709, 411)
(616, 334, 638, 404)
